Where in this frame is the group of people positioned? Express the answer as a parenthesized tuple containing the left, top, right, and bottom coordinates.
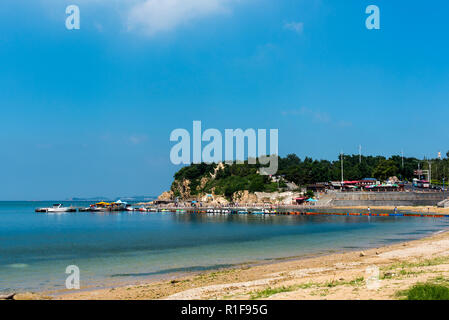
(366, 206, 398, 213)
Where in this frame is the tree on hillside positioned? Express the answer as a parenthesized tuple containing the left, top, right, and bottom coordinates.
(372, 159, 398, 181)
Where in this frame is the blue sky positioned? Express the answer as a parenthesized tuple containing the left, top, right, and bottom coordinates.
(1, 0, 449, 200)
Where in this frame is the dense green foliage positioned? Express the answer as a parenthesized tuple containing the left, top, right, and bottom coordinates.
(172, 162, 278, 198)
(277, 154, 420, 184)
(171, 153, 449, 198)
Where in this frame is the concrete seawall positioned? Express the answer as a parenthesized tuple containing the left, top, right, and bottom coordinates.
(327, 191, 448, 207)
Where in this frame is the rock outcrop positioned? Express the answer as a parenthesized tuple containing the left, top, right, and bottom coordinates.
(158, 191, 174, 201)
(232, 190, 258, 204)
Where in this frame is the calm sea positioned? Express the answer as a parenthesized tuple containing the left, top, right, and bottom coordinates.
(1, 201, 448, 293)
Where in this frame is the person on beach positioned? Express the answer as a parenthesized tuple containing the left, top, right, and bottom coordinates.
(394, 207, 398, 214)
(368, 206, 371, 214)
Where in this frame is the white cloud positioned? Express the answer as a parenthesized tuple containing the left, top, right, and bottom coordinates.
(284, 21, 304, 34)
(40, 0, 245, 36)
(127, 0, 233, 36)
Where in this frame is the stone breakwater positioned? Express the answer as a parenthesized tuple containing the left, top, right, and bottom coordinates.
(328, 191, 447, 207)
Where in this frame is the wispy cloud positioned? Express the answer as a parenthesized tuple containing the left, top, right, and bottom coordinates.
(282, 107, 330, 123)
(281, 107, 353, 127)
(128, 134, 148, 145)
(336, 120, 352, 128)
(41, 0, 243, 36)
(284, 21, 304, 34)
(127, 0, 235, 36)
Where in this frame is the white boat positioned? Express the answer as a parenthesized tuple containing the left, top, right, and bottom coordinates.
(36, 204, 76, 213)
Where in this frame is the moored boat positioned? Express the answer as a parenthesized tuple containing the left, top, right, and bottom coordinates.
(35, 204, 76, 213)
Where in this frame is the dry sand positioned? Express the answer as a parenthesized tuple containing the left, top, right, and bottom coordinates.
(340, 205, 449, 215)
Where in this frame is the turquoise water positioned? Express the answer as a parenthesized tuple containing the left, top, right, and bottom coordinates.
(1, 201, 449, 293)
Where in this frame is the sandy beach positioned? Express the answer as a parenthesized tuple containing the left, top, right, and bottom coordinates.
(340, 206, 449, 215)
(24, 206, 444, 300)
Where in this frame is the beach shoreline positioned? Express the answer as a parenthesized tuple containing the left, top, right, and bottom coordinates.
(7, 205, 449, 300)
(54, 214, 449, 300)
(337, 205, 449, 215)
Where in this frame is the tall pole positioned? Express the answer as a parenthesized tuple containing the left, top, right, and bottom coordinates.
(401, 149, 404, 168)
(418, 162, 421, 180)
(341, 151, 344, 183)
(359, 145, 362, 164)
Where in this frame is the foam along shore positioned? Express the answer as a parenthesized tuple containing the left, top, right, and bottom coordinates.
(47, 227, 449, 301)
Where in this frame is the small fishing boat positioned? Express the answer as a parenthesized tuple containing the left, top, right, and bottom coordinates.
(238, 210, 249, 215)
(35, 204, 76, 213)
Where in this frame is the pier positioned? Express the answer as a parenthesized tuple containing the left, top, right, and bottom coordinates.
(144, 206, 449, 219)
(35, 204, 449, 219)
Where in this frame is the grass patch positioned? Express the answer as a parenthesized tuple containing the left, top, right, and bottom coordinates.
(324, 277, 365, 288)
(398, 283, 449, 300)
(384, 256, 449, 271)
(249, 282, 318, 299)
(296, 282, 317, 289)
(381, 256, 449, 280)
(397, 277, 449, 300)
(249, 277, 364, 299)
(348, 277, 365, 286)
(250, 286, 294, 300)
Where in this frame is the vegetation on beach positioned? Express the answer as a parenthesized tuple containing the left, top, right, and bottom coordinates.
(397, 282, 449, 300)
(171, 153, 449, 199)
(249, 277, 365, 300)
(249, 286, 296, 300)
